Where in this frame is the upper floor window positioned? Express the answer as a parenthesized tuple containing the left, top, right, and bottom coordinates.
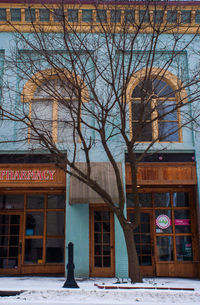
(29, 78, 79, 144)
(130, 78, 180, 142)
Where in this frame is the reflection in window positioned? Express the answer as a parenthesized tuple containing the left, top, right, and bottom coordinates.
(48, 194, 65, 209)
(110, 10, 121, 23)
(176, 236, 193, 261)
(27, 195, 44, 209)
(46, 238, 64, 263)
(154, 192, 170, 207)
(82, 9, 92, 22)
(30, 78, 79, 144)
(126, 193, 152, 207)
(47, 211, 64, 235)
(173, 192, 189, 207)
(26, 212, 44, 236)
(167, 11, 177, 24)
(131, 78, 179, 142)
(174, 210, 191, 233)
(157, 236, 173, 261)
(24, 239, 43, 263)
(0, 195, 24, 209)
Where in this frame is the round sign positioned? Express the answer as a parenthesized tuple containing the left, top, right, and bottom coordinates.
(156, 214, 171, 229)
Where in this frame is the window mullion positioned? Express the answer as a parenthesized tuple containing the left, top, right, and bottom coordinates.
(52, 99, 58, 142)
(151, 98, 158, 140)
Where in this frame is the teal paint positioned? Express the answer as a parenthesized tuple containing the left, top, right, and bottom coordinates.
(66, 202, 90, 278)
(114, 215, 128, 278)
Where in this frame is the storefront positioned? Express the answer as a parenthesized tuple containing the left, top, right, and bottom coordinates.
(126, 160, 200, 278)
(0, 163, 66, 275)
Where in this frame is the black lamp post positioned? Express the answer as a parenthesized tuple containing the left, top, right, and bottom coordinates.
(63, 242, 79, 288)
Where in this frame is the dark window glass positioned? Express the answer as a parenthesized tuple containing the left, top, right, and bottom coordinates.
(24, 239, 43, 263)
(126, 193, 152, 207)
(155, 210, 172, 233)
(47, 211, 64, 235)
(54, 9, 63, 22)
(154, 192, 170, 207)
(96, 10, 107, 23)
(25, 9, 35, 22)
(82, 9, 92, 22)
(0, 195, 24, 209)
(153, 10, 164, 24)
(181, 11, 191, 24)
(95, 256, 102, 267)
(153, 79, 175, 97)
(10, 8, 21, 21)
(0, 9, 6, 21)
(125, 10, 135, 23)
(68, 9, 78, 22)
(195, 10, 200, 24)
(47, 194, 65, 209)
(173, 192, 189, 207)
(132, 79, 153, 98)
(174, 210, 191, 233)
(158, 121, 179, 141)
(176, 236, 193, 261)
(157, 236, 173, 261)
(132, 101, 152, 121)
(46, 238, 64, 263)
(39, 9, 50, 22)
(110, 10, 121, 23)
(141, 256, 152, 266)
(132, 121, 152, 141)
(103, 256, 110, 267)
(167, 11, 177, 24)
(157, 101, 178, 121)
(27, 195, 44, 209)
(26, 212, 44, 236)
(139, 10, 150, 23)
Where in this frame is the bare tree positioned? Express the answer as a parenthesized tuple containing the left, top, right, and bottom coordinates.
(1, 0, 200, 282)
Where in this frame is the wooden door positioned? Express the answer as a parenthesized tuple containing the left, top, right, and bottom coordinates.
(0, 213, 23, 275)
(90, 208, 115, 277)
(128, 210, 155, 276)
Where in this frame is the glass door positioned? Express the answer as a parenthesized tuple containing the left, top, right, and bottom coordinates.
(0, 213, 23, 274)
(90, 208, 115, 277)
(128, 210, 155, 276)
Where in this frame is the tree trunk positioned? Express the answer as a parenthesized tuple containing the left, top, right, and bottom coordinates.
(123, 224, 143, 283)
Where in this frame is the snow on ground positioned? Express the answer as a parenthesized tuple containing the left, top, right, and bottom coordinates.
(0, 277, 199, 304)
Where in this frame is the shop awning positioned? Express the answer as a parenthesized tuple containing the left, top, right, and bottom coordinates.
(69, 162, 122, 204)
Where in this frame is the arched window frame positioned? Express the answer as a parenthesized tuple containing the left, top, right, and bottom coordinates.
(127, 68, 188, 143)
(21, 68, 89, 144)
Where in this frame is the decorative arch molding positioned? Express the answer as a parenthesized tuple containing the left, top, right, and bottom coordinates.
(126, 67, 188, 103)
(21, 67, 90, 103)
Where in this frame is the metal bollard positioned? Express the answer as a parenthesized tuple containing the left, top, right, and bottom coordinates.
(63, 242, 79, 288)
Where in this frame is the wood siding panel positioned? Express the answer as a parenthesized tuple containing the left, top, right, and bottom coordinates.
(126, 163, 197, 185)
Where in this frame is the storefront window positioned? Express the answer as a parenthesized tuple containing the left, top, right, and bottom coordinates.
(0, 195, 24, 209)
(174, 210, 191, 233)
(27, 195, 44, 209)
(157, 236, 173, 261)
(47, 211, 64, 235)
(154, 192, 170, 207)
(26, 212, 44, 236)
(155, 210, 172, 233)
(47, 194, 65, 209)
(46, 238, 64, 263)
(173, 192, 189, 207)
(176, 236, 193, 261)
(24, 239, 43, 263)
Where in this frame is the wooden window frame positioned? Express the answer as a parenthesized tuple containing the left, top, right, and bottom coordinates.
(127, 188, 198, 264)
(129, 76, 182, 143)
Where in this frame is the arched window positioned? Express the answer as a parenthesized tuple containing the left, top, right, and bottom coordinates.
(130, 77, 180, 142)
(30, 78, 78, 143)
(22, 69, 89, 144)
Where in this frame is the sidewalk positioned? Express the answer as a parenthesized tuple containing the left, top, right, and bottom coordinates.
(0, 276, 199, 304)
